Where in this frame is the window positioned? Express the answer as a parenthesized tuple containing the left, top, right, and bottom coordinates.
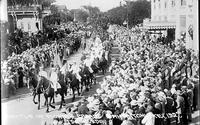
(165, 2, 167, 8)
(154, 4, 156, 9)
(180, 16, 186, 27)
(159, 16, 161, 21)
(154, 0, 156, 3)
(159, 3, 161, 8)
(188, 0, 193, 6)
(181, 0, 186, 6)
(172, 0, 175, 7)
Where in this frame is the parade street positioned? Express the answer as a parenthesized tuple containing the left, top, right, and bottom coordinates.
(2, 43, 120, 125)
(1, 47, 106, 125)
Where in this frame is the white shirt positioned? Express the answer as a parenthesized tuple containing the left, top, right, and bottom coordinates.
(171, 88, 177, 95)
(50, 71, 61, 90)
(50, 72, 58, 83)
(141, 112, 155, 125)
(60, 63, 69, 74)
(38, 70, 48, 78)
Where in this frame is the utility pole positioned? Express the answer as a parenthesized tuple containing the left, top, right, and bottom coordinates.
(124, 0, 130, 29)
(73, 11, 76, 22)
(1, 0, 8, 60)
(126, 1, 128, 29)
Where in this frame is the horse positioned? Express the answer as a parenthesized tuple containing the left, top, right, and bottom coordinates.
(71, 37, 81, 52)
(57, 71, 68, 96)
(37, 76, 65, 113)
(27, 69, 43, 110)
(65, 71, 80, 102)
(96, 54, 108, 75)
(90, 58, 100, 74)
(79, 65, 93, 92)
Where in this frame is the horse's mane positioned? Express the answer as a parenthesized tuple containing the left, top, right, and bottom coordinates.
(40, 76, 50, 83)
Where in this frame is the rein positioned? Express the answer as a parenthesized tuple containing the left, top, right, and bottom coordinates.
(43, 80, 51, 93)
(38, 77, 51, 94)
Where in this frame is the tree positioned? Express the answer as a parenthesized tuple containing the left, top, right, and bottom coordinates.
(43, 5, 73, 27)
(70, 9, 89, 22)
(106, 6, 127, 25)
(105, 0, 151, 27)
(82, 5, 100, 18)
(128, 0, 151, 26)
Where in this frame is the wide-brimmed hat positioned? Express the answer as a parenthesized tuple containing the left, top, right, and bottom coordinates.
(181, 86, 187, 90)
(130, 100, 137, 106)
(172, 84, 176, 88)
(51, 67, 56, 70)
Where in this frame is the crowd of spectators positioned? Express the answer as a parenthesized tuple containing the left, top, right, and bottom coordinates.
(48, 24, 199, 125)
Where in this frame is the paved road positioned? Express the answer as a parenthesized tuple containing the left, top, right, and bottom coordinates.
(2, 43, 112, 125)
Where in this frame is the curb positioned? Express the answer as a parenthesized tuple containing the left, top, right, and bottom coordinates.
(1, 92, 32, 102)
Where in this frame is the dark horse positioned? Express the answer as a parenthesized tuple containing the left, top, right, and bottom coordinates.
(79, 65, 94, 92)
(37, 76, 65, 113)
(96, 54, 108, 75)
(65, 71, 80, 101)
(27, 69, 43, 110)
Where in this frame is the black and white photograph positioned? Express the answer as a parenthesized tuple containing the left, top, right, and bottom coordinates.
(1, 0, 199, 125)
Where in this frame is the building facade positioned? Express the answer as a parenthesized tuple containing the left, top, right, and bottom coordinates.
(8, 5, 41, 34)
(143, 0, 198, 52)
(7, 5, 51, 35)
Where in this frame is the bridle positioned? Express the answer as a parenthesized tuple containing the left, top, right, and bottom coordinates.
(37, 76, 51, 93)
(43, 81, 51, 94)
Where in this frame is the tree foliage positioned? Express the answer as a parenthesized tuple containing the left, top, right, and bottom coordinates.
(43, 5, 73, 27)
(106, 6, 127, 25)
(105, 0, 151, 27)
(128, 0, 151, 26)
(82, 5, 100, 18)
(70, 9, 89, 23)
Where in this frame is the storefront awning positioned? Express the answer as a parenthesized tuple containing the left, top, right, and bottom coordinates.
(143, 21, 176, 30)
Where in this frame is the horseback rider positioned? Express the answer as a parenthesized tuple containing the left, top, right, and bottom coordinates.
(83, 53, 95, 73)
(50, 65, 61, 96)
(38, 65, 48, 79)
(60, 60, 69, 75)
(70, 62, 82, 82)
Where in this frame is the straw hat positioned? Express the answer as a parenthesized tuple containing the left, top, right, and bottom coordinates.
(172, 84, 176, 88)
(181, 86, 187, 91)
(130, 100, 137, 106)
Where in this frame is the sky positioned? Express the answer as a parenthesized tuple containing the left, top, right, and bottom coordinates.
(54, 0, 123, 12)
